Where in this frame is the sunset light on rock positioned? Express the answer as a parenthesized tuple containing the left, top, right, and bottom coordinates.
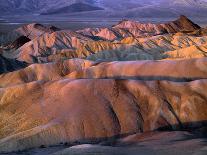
(0, 1, 207, 155)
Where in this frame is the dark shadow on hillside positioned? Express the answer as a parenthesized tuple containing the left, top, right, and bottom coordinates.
(156, 120, 207, 144)
(0, 120, 207, 155)
(0, 55, 28, 74)
(78, 76, 207, 82)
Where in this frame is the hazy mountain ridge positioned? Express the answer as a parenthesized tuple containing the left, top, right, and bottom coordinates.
(0, 0, 97, 14)
(41, 3, 104, 15)
(1, 0, 207, 17)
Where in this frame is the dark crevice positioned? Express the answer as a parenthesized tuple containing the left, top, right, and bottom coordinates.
(164, 99, 184, 129)
(157, 81, 183, 130)
(115, 80, 144, 132)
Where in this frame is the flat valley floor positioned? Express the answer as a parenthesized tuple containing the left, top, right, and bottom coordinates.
(1, 15, 207, 33)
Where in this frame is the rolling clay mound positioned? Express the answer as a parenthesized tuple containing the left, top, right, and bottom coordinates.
(10, 30, 94, 63)
(0, 78, 207, 152)
(1, 58, 207, 88)
(0, 59, 93, 88)
(165, 43, 207, 59)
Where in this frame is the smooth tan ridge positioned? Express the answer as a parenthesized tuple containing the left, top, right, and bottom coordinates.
(67, 57, 207, 81)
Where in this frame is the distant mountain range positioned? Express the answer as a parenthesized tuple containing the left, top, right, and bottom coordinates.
(0, 0, 207, 18)
(41, 2, 104, 15)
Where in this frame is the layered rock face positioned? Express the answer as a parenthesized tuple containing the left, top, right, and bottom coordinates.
(0, 16, 207, 153)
